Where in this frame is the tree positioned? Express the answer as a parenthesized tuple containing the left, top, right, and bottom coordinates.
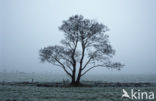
(39, 15, 124, 86)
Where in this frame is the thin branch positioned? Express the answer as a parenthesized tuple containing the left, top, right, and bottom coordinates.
(50, 56, 72, 77)
(82, 56, 92, 70)
(67, 42, 74, 50)
(66, 64, 73, 72)
(60, 54, 73, 65)
(82, 50, 100, 70)
(81, 65, 106, 76)
(56, 59, 72, 77)
(47, 59, 61, 67)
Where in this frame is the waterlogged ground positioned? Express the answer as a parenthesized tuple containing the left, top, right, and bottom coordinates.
(0, 85, 156, 101)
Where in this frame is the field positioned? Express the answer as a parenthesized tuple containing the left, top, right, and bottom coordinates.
(0, 73, 156, 101)
(0, 85, 156, 101)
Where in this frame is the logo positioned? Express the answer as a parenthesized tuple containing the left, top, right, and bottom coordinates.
(122, 89, 154, 100)
(122, 89, 130, 98)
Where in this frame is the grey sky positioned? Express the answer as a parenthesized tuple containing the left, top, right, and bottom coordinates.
(0, 0, 156, 74)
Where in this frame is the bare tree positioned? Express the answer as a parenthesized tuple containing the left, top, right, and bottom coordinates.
(39, 15, 124, 86)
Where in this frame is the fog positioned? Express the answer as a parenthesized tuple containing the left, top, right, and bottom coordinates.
(0, 0, 156, 75)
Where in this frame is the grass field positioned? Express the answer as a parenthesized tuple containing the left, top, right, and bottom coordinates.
(0, 85, 156, 101)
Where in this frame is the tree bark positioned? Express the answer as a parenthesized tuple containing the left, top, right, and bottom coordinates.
(71, 66, 76, 85)
(76, 69, 82, 85)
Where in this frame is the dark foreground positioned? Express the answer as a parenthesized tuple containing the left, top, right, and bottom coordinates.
(0, 82, 156, 101)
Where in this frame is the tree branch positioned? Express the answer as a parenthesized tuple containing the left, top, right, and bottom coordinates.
(81, 65, 106, 76)
(52, 57, 72, 77)
(59, 54, 73, 66)
(47, 59, 62, 67)
(71, 32, 78, 68)
(82, 56, 92, 70)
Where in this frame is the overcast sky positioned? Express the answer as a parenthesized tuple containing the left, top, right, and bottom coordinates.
(0, 0, 156, 75)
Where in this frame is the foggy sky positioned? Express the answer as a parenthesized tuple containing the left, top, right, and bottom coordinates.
(0, 0, 156, 74)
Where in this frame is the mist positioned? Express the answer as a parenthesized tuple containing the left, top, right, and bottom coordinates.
(0, 0, 156, 75)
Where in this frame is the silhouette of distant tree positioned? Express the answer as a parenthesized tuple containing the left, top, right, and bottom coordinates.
(39, 15, 124, 86)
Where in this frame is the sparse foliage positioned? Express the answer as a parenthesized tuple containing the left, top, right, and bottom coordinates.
(39, 15, 124, 86)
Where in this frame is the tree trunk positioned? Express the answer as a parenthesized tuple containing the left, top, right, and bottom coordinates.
(71, 78, 75, 85)
(76, 67, 82, 85)
(70, 68, 82, 86)
(71, 70, 76, 85)
(76, 77, 81, 85)
(71, 80, 81, 86)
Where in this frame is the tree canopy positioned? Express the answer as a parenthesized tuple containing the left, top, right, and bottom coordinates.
(39, 15, 124, 86)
